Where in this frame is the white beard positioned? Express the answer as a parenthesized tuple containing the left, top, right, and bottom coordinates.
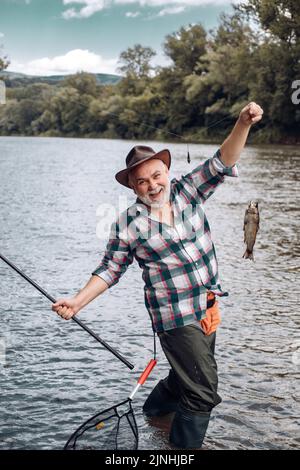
(138, 181, 171, 209)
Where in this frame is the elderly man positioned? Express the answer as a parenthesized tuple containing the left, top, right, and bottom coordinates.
(52, 102, 263, 449)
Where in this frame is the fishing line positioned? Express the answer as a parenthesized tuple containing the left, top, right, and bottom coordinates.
(98, 108, 237, 163)
(69, 96, 237, 163)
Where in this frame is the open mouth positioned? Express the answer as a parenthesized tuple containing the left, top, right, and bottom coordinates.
(149, 188, 163, 199)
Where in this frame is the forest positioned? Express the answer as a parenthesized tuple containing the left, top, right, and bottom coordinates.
(0, 0, 299, 144)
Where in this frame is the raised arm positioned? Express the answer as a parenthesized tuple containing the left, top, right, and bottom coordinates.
(220, 102, 263, 167)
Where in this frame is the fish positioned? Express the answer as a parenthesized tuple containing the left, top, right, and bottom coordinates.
(243, 201, 259, 261)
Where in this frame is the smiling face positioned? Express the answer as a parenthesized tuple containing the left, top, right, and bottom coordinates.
(128, 158, 170, 209)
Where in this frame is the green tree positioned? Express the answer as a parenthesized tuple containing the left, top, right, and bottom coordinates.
(86, 93, 125, 137)
(0, 98, 44, 135)
(118, 44, 156, 79)
(31, 109, 58, 136)
(183, 14, 256, 132)
(0, 100, 19, 134)
(238, 0, 300, 44)
(49, 87, 91, 135)
(117, 44, 157, 101)
(163, 24, 207, 75)
(236, 0, 300, 140)
(1, 6, 299, 143)
(63, 72, 99, 97)
(154, 24, 209, 136)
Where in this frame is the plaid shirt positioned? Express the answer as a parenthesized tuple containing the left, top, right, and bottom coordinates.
(92, 149, 238, 333)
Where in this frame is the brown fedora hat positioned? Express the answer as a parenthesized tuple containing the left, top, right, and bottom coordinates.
(115, 145, 171, 188)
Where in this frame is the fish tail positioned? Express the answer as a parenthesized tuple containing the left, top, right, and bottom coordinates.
(243, 249, 254, 261)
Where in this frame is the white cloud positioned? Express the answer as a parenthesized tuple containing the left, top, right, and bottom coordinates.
(62, 0, 106, 19)
(157, 6, 186, 16)
(62, 8, 78, 19)
(0, 33, 5, 38)
(125, 11, 141, 17)
(62, 0, 238, 19)
(116, 0, 235, 5)
(8, 49, 118, 76)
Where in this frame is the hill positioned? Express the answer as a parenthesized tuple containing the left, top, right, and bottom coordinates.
(0, 70, 121, 87)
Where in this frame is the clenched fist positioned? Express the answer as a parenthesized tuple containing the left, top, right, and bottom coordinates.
(52, 297, 80, 320)
(239, 102, 263, 126)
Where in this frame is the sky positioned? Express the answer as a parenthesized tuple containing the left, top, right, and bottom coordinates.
(0, 0, 236, 76)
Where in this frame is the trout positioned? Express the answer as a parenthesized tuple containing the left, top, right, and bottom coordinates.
(243, 201, 259, 260)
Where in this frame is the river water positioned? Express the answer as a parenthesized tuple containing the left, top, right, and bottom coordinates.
(0, 136, 299, 450)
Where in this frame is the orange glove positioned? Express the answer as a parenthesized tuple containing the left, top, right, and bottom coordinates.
(200, 293, 221, 335)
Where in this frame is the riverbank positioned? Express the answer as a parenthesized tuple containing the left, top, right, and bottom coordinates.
(1, 127, 299, 145)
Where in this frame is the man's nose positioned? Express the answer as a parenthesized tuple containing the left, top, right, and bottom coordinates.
(148, 180, 157, 191)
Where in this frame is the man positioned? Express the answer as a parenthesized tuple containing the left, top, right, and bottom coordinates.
(52, 102, 263, 449)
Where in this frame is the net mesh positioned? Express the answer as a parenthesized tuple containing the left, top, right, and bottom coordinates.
(64, 399, 138, 450)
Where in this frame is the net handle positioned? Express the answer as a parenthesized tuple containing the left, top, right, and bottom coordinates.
(128, 359, 157, 401)
(0, 253, 134, 370)
(138, 359, 157, 385)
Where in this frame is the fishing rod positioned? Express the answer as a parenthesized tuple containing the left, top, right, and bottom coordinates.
(0, 253, 134, 370)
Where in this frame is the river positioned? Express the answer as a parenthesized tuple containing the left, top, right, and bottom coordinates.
(0, 136, 299, 449)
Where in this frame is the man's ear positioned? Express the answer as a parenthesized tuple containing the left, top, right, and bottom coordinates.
(128, 177, 136, 193)
(127, 173, 133, 189)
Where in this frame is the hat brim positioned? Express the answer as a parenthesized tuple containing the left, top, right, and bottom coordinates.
(115, 149, 171, 188)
